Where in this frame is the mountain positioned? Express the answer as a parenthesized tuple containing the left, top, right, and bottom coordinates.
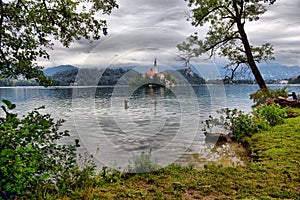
(44, 62, 300, 85)
(43, 65, 78, 76)
(214, 63, 300, 80)
(51, 68, 79, 86)
(289, 75, 300, 84)
(258, 64, 300, 80)
(48, 66, 140, 86)
(154, 63, 300, 81)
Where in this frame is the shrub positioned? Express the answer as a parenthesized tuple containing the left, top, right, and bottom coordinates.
(250, 87, 288, 107)
(0, 100, 80, 198)
(204, 108, 260, 141)
(127, 151, 160, 173)
(204, 104, 288, 141)
(100, 166, 123, 183)
(254, 104, 287, 126)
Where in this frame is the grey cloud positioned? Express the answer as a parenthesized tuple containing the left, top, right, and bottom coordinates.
(42, 0, 300, 68)
(264, 0, 300, 24)
(280, 49, 300, 55)
(80, 27, 188, 67)
(244, 0, 300, 66)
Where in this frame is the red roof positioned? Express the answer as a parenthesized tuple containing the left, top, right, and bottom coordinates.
(145, 70, 155, 76)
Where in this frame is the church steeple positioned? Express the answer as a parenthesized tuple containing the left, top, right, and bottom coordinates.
(153, 58, 158, 74)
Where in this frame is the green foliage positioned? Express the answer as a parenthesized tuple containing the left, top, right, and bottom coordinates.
(51, 68, 79, 86)
(127, 151, 160, 173)
(0, 100, 80, 198)
(0, 0, 118, 84)
(254, 104, 287, 126)
(204, 108, 259, 140)
(95, 114, 299, 199)
(178, 0, 276, 89)
(285, 107, 300, 118)
(180, 0, 275, 64)
(0, 78, 13, 86)
(205, 104, 288, 141)
(1, 108, 297, 199)
(0, 78, 40, 86)
(66, 68, 136, 86)
(177, 34, 205, 66)
(99, 68, 131, 86)
(250, 87, 288, 107)
(100, 166, 123, 183)
(177, 68, 205, 85)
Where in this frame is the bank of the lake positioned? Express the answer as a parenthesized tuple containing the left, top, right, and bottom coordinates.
(34, 109, 300, 199)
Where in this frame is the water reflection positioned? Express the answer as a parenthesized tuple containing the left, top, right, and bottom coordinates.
(87, 84, 200, 169)
(1, 84, 299, 169)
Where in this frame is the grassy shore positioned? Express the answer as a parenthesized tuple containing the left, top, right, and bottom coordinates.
(39, 111, 300, 199)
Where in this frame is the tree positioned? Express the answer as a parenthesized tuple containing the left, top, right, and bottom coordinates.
(0, 0, 118, 84)
(0, 1, 118, 197)
(178, 0, 276, 89)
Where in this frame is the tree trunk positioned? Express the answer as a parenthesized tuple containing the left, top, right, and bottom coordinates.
(232, 1, 268, 90)
(237, 23, 267, 89)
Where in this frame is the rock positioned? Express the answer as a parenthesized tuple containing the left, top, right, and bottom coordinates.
(274, 97, 300, 108)
(205, 133, 232, 143)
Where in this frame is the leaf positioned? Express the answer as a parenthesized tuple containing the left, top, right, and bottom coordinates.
(1, 105, 7, 113)
(2, 99, 11, 107)
(2, 99, 16, 110)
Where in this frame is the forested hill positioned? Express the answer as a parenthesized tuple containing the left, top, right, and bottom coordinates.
(163, 68, 205, 85)
(289, 75, 300, 84)
(50, 67, 134, 86)
(51, 67, 79, 86)
(49, 66, 206, 86)
(43, 65, 77, 77)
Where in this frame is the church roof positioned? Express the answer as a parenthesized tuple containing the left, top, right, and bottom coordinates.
(145, 70, 155, 76)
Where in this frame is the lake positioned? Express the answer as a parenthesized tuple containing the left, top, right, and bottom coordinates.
(1, 84, 299, 171)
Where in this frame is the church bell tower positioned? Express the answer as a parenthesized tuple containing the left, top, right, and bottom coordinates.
(153, 58, 158, 74)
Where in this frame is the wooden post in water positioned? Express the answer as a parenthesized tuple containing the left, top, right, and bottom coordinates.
(124, 99, 129, 110)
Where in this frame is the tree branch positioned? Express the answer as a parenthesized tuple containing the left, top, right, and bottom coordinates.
(19, 1, 48, 48)
(239, 0, 245, 18)
(0, 0, 3, 47)
(205, 32, 240, 53)
(194, 5, 235, 26)
(42, 0, 55, 25)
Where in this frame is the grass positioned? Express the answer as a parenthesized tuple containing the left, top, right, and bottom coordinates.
(23, 110, 300, 199)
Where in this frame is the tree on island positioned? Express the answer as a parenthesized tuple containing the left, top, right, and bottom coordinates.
(178, 0, 277, 89)
(0, 0, 118, 84)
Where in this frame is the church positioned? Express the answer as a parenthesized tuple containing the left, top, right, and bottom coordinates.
(144, 58, 165, 80)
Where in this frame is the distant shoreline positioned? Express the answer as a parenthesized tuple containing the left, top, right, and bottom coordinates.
(1, 83, 300, 89)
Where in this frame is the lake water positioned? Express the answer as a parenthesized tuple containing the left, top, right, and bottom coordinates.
(1, 84, 299, 171)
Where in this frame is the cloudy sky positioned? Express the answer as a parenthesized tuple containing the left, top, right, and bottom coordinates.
(39, 0, 300, 70)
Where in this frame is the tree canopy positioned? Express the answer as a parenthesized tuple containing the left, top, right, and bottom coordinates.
(178, 0, 277, 89)
(0, 0, 118, 84)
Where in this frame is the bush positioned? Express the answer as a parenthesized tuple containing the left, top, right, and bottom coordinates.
(204, 104, 288, 141)
(0, 100, 80, 198)
(204, 108, 260, 141)
(250, 87, 288, 107)
(100, 166, 123, 183)
(127, 151, 160, 173)
(254, 104, 287, 126)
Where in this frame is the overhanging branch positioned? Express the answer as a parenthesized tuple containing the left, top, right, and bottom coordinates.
(194, 5, 236, 26)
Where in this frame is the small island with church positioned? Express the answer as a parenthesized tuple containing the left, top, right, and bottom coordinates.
(144, 58, 165, 80)
(128, 58, 177, 87)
